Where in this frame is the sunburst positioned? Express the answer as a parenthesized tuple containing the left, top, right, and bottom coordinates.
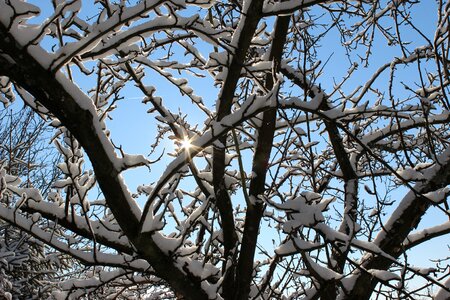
(180, 136, 192, 150)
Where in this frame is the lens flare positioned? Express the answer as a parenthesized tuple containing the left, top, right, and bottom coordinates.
(180, 137, 192, 150)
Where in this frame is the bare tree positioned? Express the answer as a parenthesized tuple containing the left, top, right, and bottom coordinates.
(0, 0, 449, 299)
(0, 106, 66, 299)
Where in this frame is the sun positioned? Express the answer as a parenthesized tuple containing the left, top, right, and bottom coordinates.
(180, 137, 192, 150)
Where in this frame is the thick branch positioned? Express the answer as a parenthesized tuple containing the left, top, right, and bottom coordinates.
(346, 149, 450, 299)
(210, 0, 266, 296)
(235, 14, 290, 300)
(0, 23, 208, 300)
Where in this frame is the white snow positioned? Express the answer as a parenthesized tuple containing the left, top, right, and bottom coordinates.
(304, 254, 342, 281)
(367, 269, 400, 281)
(434, 277, 450, 300)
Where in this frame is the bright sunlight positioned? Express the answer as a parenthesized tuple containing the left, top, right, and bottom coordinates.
(180, 137, 192, 150)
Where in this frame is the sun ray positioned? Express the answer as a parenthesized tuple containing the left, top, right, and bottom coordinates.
(180, 136, 192, 150)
